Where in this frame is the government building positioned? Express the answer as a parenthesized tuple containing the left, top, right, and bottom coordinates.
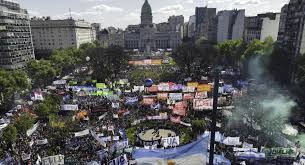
(99, 0, 183, 52)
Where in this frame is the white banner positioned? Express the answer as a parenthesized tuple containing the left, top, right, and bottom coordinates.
(161, 136, 180, 148)
(113, 136, 120, 141)
(22, 153, 31, 161)
(169, 93, 183, 101)
(158, 83, 170, 91)
(41, 155, 64, 165)
(31, 92, 44, 101)
(26, 122, 39, 137)
(36, 139, 48, 145)
(132, 86, 145, 92)
(74, 129, 90, 137)
(180, 121, 192, 127)
(53, 80, 66, 85)
(100, 136, 112, 142)
(91, 130, 107, 147)
(98, 113, 107, 120)
(61, 104, 79, 111)
(144, 144, 157, 150)
(195, 92, 208, 99)
(108, 154, 128, 165)
(112, 102, 120, 109)
(223, 137, 242, 146)
(182, 86, 195, 93)
(233, 147, 258, 152)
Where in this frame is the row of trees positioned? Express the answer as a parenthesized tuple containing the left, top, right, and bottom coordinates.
(172, 37, 291, 84)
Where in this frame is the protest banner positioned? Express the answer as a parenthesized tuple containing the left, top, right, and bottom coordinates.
(203, 131, 224, 142)
(31, 92, 44, 101)
(61, 104, 79, 111)
(169, 93, 183, 101)
(148, 85, 158, 93)
(170, 84, 183, 91)
(222, 137, 242, 146)
(151, 59, 162, 65)
(195, 92, 208, 99)
(263, 148, 296, 159)
(173, 101, 187, 116)
(161, 136, 180, 148)
(187, 82, 199, 87)
(41, 155, 64, 165)
(193, 99, 213, 110)
(157, 93, 168, 100)
(180, 121, 191, 127)
(36, 139, 48, 145)
(167, 99, 176, 105)
(53, 80, 66, 85)
(98, 113, 107, 121)
(182, 86, 195, 93)
(183, 93, 194, 100)
(233, 148, 258, 152)
(108, 154, 128, 165)
(22, 153, 31, 161)
(197, 84, 211, 92)
(96, 83, 107, 89)
(112, 102, 120, 109)
(26, 122, 39, 137)
(74, 129, 90, 137)
(113, 136, 120, 141)
(170, 116, 181, 123)
(158, 83, 170, 91)
(143, 98, 155, 105)
(125, 97, 138, 105)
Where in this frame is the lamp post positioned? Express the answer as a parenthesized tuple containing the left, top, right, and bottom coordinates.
(209, 70, 220, 165)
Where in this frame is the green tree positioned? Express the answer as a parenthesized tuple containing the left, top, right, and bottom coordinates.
(27, 60, 57, 88)
(196, 38, 219, 69)
(14, 113, 35, 134)
(105, 45, 129, 78)
(34, 103, 50, 119)
(191, 119, 206, 136)
(217, 39, 247, 67)
(2, 125, 17, 146)
(172, 42, 199, 75)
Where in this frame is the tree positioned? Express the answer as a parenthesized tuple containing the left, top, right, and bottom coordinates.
(27, 60, 57, 88)
(0, 69, 29, 112)
(2, 125, 17, 147)
(172, 42, 199, 75)
(191, 119, 206, 136)
(217, 39, 247, 67)
(196, 38, 219, 69)
(14, 113, 35, 134)
(87, 45, 129, 81)
(35, 103, 50, 119)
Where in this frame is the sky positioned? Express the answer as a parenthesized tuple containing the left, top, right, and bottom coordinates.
(19, 0, 289, 29)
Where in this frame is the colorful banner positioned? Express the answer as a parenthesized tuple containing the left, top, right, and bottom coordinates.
(41, 155, 65, 165)
(170, 84, 183, 91)
(187, 82, 199, 87)
(173, 101, 187, 116)
(158, 83, 170, 91)
(170, 116, 181, 123)
(125, 97, 138, 105)
(143, 98, 155, 105)
(148, 85, 158, 93)
(197, 84, 211, 92)
(96, 83, 107, 89)
(169, 93, 183, 101)
(193, 99, 213, 110)
(157, 93, 168, 100)
(108, 154, 128, 165)
(183, 93, 194, 100)
(151, 59, 162, 65)
(195, 92, 208, 99)
(182, 86, 195, 93)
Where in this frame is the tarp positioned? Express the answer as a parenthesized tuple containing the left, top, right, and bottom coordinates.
(61, 104, 79, 111)
(133, 135, 230, 165)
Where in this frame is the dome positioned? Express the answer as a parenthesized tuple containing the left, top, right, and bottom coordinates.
(141, 0, 152, 16)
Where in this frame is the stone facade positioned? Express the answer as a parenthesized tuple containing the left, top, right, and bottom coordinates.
(0, 0, 35, 70)
(101, 0, 182, 51)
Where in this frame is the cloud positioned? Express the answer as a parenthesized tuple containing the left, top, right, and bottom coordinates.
(92, 4, 123, 12)
(233, 0, 264, 5)
(154, 4, 184, 14)
(28, 10, 41, 17)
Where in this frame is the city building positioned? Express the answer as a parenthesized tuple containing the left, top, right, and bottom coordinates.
(187, 15, 196, 38)
(217, 9, 245, 43)
(195, 7, 216, 41)
(91, 23, 100, 40)
(101, 0, 181, 51)
(277, 0, 305, 80)
(244, 13, 280, 44)
(30, 17, 95, 56)
(0, 0, 35, 70)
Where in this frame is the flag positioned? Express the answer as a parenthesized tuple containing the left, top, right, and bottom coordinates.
(132, 135, 231, 165)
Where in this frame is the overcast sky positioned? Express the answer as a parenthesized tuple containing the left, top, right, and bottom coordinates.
(19, 0, 289, 29)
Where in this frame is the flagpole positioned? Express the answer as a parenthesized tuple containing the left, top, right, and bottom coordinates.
(209, 70, 219, 165)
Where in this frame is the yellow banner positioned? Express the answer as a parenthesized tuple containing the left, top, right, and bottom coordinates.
(197, 84, 211, 92)
(187, 82, 199, 87)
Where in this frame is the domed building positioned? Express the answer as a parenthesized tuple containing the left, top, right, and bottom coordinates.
(120, 0, 183, 52)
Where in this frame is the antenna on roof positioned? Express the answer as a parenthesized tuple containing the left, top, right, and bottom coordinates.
(69, 8, 72, 19)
